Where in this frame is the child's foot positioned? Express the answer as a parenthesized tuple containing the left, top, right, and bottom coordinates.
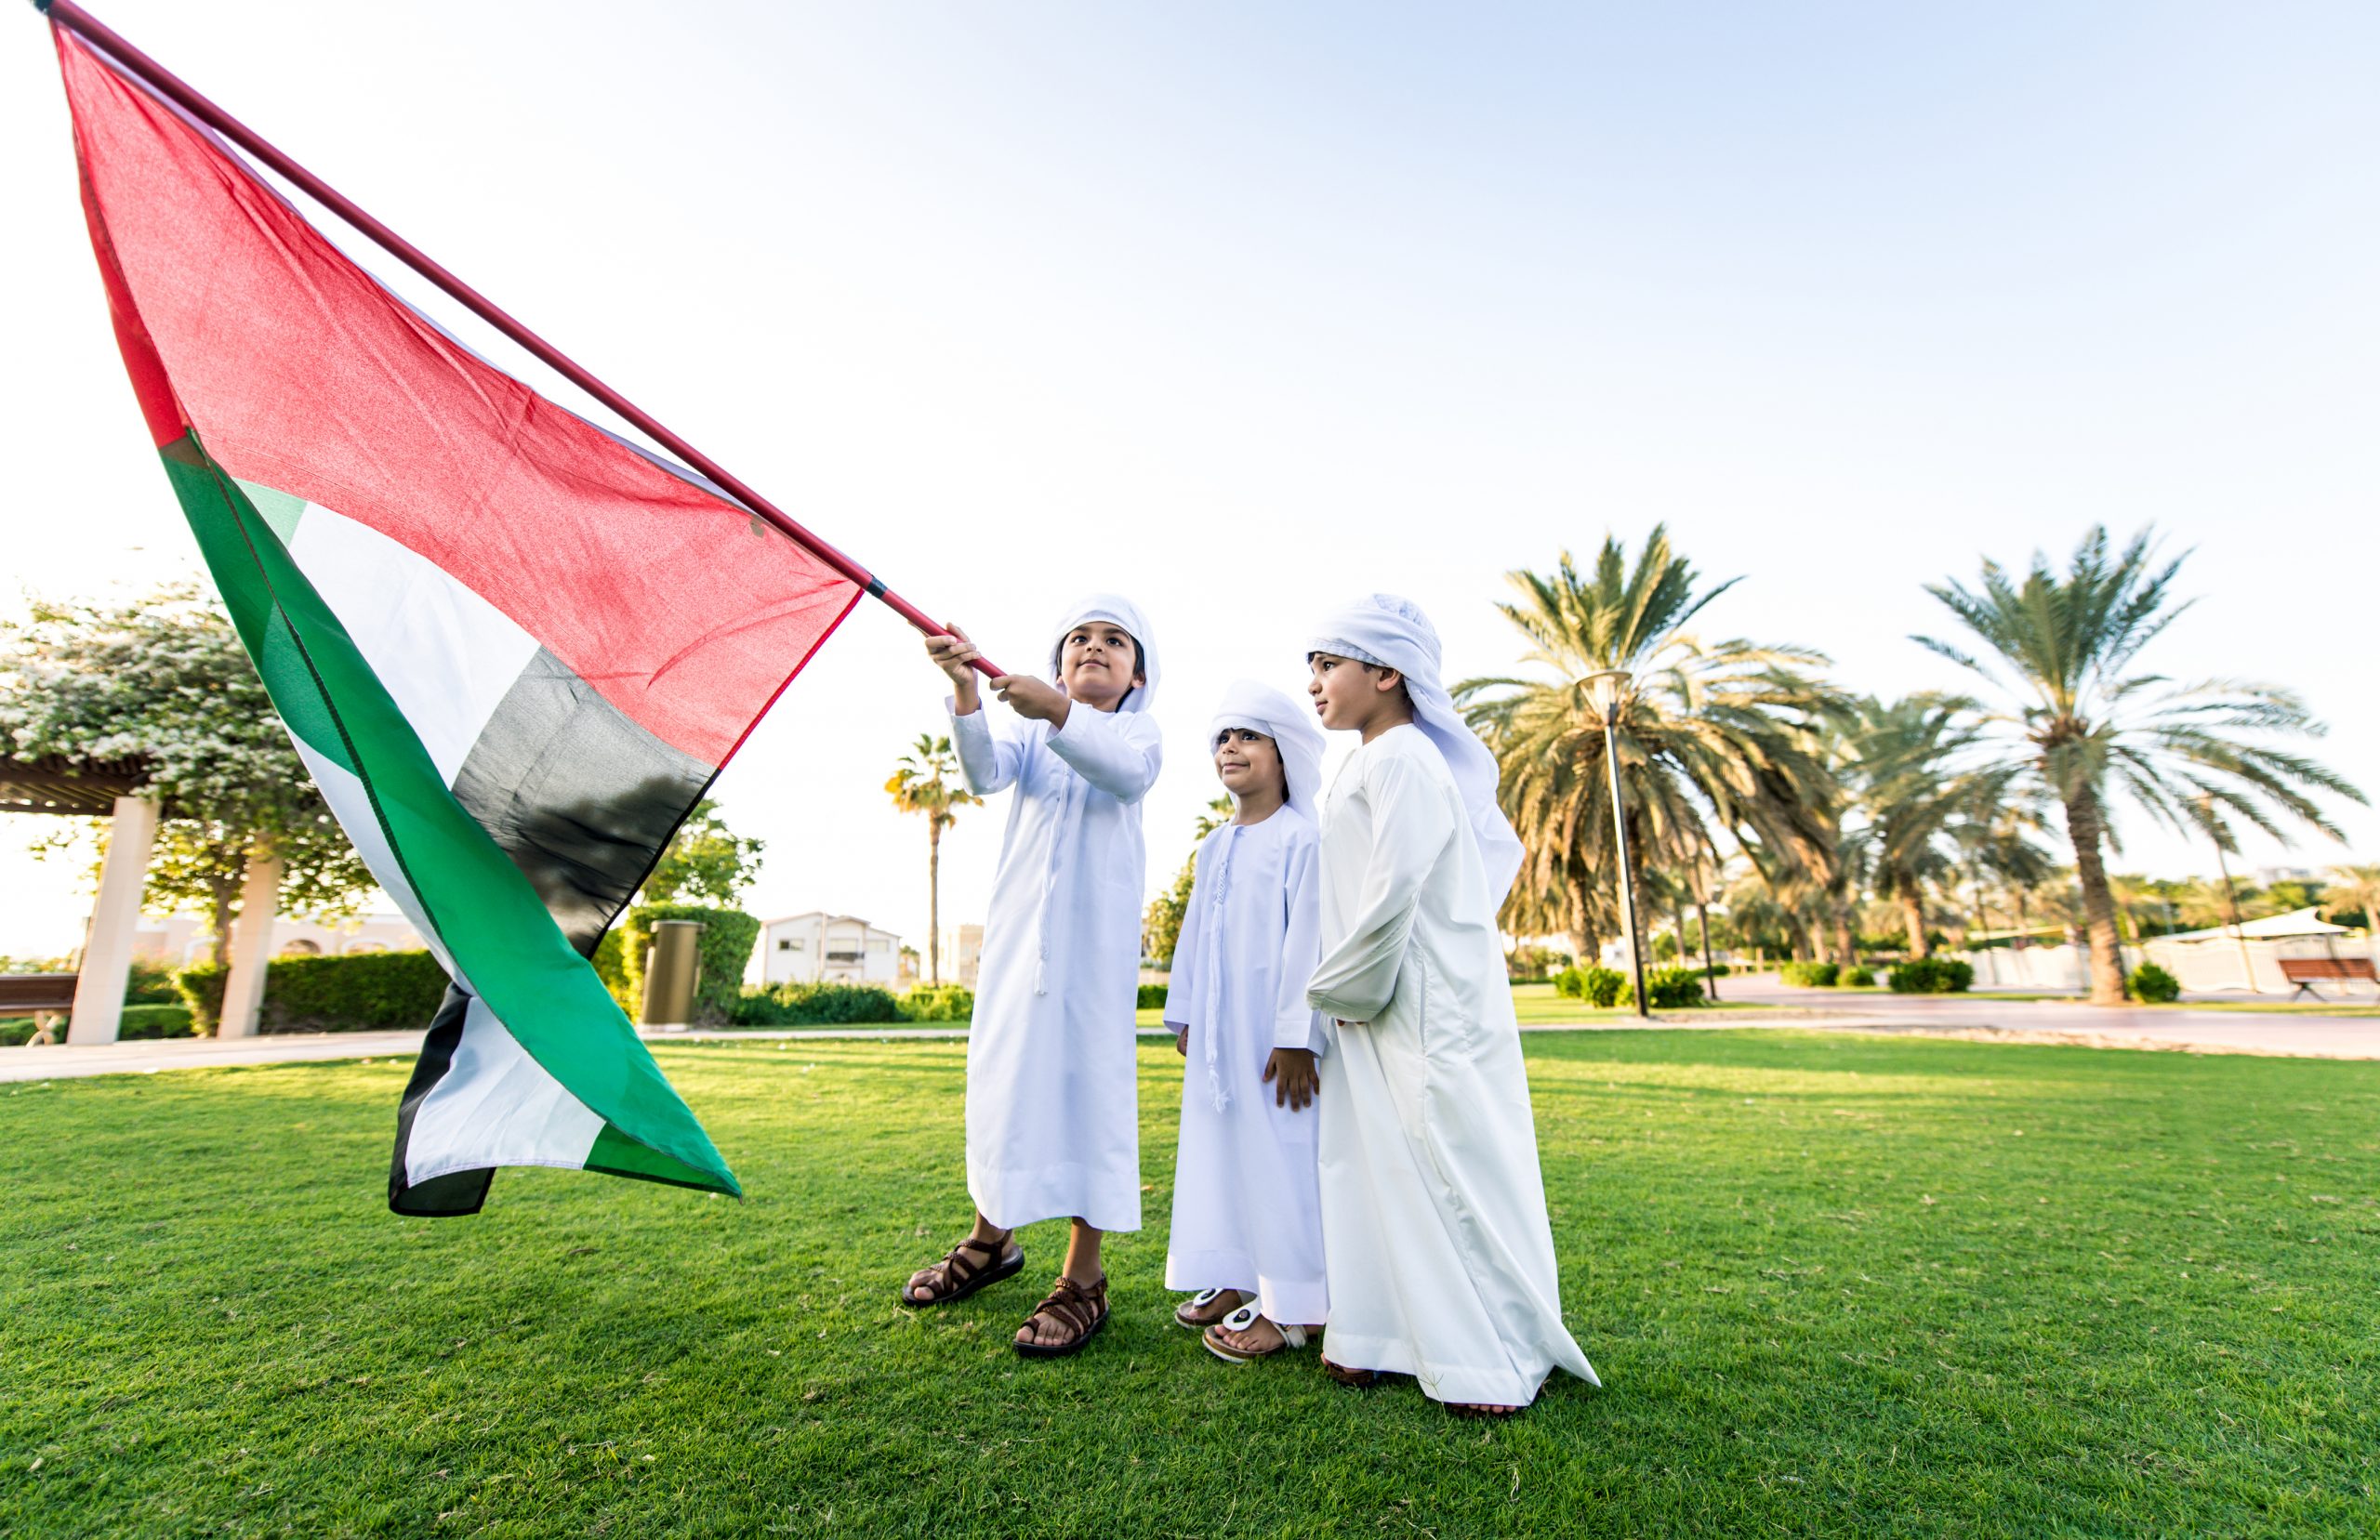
(1319, 1354, 1382, 1389)
(900, 1231, 1023, 1308)
(1014, 1272, 1108, 1358)
(1202, 1305, 1314, 1364)
(1172, 1288, 1248, 1330)
(1448, 1402, 1526, 1418)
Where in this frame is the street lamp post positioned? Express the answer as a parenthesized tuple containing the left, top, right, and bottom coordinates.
(1583, 670, 1650, 1019)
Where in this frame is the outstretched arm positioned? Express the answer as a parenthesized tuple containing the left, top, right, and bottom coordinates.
(947, 698, 1025, 796)
(1044, 707, 1164, 805)
(1306, 750, 1456, 1023)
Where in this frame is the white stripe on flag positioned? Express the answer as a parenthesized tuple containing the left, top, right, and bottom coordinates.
(284, 501, 541, 784)
(286, 740, 469, 989)
(405, 994, 606, 1184)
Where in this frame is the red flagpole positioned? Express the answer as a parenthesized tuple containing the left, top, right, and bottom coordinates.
(36, 0, 1005, 678)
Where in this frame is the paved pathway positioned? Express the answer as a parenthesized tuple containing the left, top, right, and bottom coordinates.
(8, 996, 2378, 1084)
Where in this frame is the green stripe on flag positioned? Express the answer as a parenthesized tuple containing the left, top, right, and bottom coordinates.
(160, 430, 738, 1197)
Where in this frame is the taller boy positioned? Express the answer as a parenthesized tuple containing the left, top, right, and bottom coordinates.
(1305, 594, 1597, 1415)
(907, 597, 1162, 1359)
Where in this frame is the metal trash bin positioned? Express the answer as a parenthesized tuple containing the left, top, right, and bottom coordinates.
(640, 919, 705, 1031)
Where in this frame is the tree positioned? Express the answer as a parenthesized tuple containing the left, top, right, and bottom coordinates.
(1143, 797, 1233, 968)
(2326, 862, 2380, 937)
(1459, 528, 1842, 967)
(884, 735, 978, 985)
(0, 586, 372, 963)
(640, 798, 765, 907)
(1837, 694, 2003, 958)
(1919, 526, 2365, 1003)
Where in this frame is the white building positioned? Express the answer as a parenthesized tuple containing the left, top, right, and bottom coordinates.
(760, 912, 902, 986)
(935, 923, 984, 988)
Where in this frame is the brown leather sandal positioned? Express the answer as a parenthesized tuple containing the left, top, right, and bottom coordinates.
(1013, 1274, 1108, 1359)
(899, 1233, 1024, 1308)
(1319, 1354, 1382, 1389)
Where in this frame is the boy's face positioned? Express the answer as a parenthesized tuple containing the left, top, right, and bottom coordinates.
(1057, 621, 1144, 711)
(1213, 728, 1285, 803)
(1307, 652, 1401, 731)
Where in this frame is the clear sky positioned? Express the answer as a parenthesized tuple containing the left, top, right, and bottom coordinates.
(4, 1, 2374, 958)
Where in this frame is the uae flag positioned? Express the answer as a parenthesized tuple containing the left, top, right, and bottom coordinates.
(54, 27, 861, 1213)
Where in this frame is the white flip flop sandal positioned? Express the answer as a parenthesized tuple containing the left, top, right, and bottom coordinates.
(1203, 1303, 1309, 1364)
(1172, 1287, 1236, 1330)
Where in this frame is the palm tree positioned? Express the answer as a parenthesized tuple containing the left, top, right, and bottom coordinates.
(1459, 527, 1842, 970)
(1918, 526, 2365, 1004)
(1837, 694, 2004, 958)
(884, 734, 981, 985)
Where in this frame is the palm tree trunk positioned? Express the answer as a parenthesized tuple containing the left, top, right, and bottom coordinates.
(1565, 873, 1593, 966)
(2060, 781, 2130, 1005)
(1900, 881, 1930, 959)
(927, 822, 942, 986)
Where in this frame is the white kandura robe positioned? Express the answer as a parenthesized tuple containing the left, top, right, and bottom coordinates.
(1162, 807, 1329, 1326)
(1308, 723, 1598, 1406)
(951, 699, 1162, 1233)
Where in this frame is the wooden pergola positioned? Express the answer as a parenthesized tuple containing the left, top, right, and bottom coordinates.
(0, 755, 278, 1044)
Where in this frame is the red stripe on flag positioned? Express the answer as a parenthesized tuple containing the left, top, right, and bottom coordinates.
(59, 33, 855, 767)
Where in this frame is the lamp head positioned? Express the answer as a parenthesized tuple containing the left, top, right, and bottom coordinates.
(1580, 668, 1633, 721)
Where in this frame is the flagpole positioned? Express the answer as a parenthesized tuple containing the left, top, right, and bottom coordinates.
(35, 0, 1006, 678)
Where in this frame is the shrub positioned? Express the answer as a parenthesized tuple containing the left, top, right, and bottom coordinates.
(1137, 982, 1170, 1010)
(126, 955, 181, 1005)
(590, 929, 633, 1014)
(1780, 961, 1840, 988)
(118, 1003, 195, 1040)
(1506, 943, 1568, 982)
(1627, 967, 1706, 1010)
(176, 951, 451, 1033)
(733, 981, 906, 1026)
(1889, 957, 1975, 994)
(1843, 966, 1877, 987)
(901, 984, 974, 1022)
(620, 905, 760, 1025)
(2129, 962, 2182, 1004)
(1555, 966, 1630, 1007)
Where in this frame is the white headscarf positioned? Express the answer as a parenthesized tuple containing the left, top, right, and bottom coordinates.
(1207, 678, 1326, 823)
(1048, 593, 1158, 714)
(1309, 593, 1524, 901)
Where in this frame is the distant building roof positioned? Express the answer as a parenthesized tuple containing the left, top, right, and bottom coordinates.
(2158, 906, 2348, 942)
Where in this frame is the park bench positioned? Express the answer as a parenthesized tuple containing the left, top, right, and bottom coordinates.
(2278, 955, 2378, 1002)
(0, 973, 78, 1046)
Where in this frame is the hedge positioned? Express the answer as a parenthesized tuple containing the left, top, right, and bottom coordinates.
(0, 1001, 195, 1046)
(1888, 957, 1975, 994)
(177, 950, 451, 1034)
(1780, 961, 1841, 988)
(902, 984, 975, 1022)
(1843, 965, 1877, 987)
(733, 981, 906, 1026)
(1137, 982, 1170, 1010)
(619, 905, 760, 1025)
(2128, 962, 2181, 1003)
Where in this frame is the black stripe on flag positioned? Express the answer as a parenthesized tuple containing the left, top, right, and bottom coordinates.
(450, 649, 713, 954)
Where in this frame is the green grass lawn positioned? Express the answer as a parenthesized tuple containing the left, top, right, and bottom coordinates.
(6, 1032, 2377, 1537)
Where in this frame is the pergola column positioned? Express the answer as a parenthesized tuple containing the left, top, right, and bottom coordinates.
(216, 847, 284, 1040)
(67, 794, 162, 1046)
